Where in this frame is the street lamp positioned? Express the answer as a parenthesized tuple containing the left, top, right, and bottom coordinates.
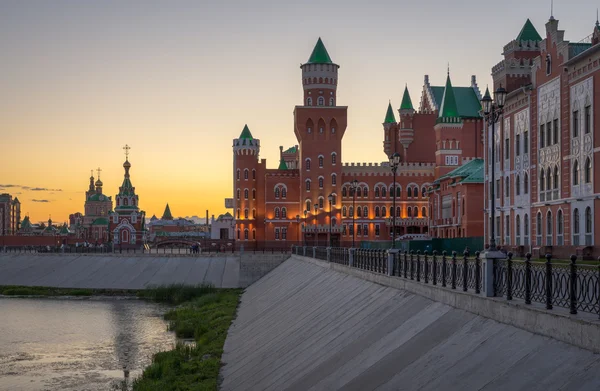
(481, 85, 507, 251)
(303, 209, 307, 246)
(389, 152, 401, 248)
(350, 179, 359, 248)
(328, 193, 334, 247)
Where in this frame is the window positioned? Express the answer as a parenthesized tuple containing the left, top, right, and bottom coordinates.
(306, 180, 311, 191)
(343, 225, 347, 235)
(445, 155, 459, 166)
(546, 167, 551, 192)
(524, 173, 529, 194)
(557, 210, 564, 237)
(364, 187, 369, 198)
(356, 187, 362, 197)
(342, 187, 347, 197)
(331, 153, 337, 164)
(252, 169, 256, 180)
(306, 200, 311, 211)
(252, 209, 256, 218)
(516, 175, 520, 196)
(375, 187, 380, 197)
(363, 224, 368, 236)
(319, 197, 323, 209)
(275, 208, 280, 218)
(546, 122, 552, 147)
(363, 206, 368, 217)
(573, 110, 579, 137)
(242, 189, 247, 199)
(540, 169, 545, 191)
(349, 206, 354, 217)
(381, 187, 387, 198)
(375, 224, 380, 236)
(505, 178, 509, 197)
(553, 119, 559, 145)
(422, 187, 426, 198)
(524, 131, 529, 152)
(275, 188, 280, 198)
(331, 195, 337, 205)
(540, 124, 545, 148)
(524, 213, 529, 238)
(585, 158, 592, 183)
(330, 98, 334, 106)
(516, 215, 521, 241)
(505, 138, 509, 159)
(407, 187, 412, 198)
(236, 169, 240, 180)
(244, 229, 248, 240)
(237, 209, 240, 219)
(375, 206, 380, 217)
(496, 179, 500, 198)
(318, 96, 324, 106)
(252, 229, 256, 240)
(553, 166, 559, 190)
(506, 215, 510, 237)
(319, 177, 324, 188)
(422, 206, 427, 217)
(585, 207, 592, 245)
(305, 159, 311, 170)
(407, 207, 412, 217)
(546, 211, 553, 245)
(573, 160, 579, 186)
(319, 156, 323, 168)
(397, 207, 401, 217)
(382, 206, 387, 217)
(585, 106, 591, 134)
(546, 53, 551, 75)
(357, 206, 362, 217)
(282, 207, 287, 218)
(244, 169, 248, 180)
(516, 134, 521, 156)
(275, 228, 280, 240)
(237, 229, 240, 240)
(237, 189, 240, 200)
(343, 206, 347, 217)
(332, 174, 337, 185)
(282, 188, 287, 198)
(252, 189, 256, 199)
(536, 212, 542, 246)
(349, 225, 354, 235)
(244, 209, 248, 219)
(357, 224, 362, 236)
(282, 227, 287, 240)
(307, 97, 312, 106)
(397, 187, 401, 198)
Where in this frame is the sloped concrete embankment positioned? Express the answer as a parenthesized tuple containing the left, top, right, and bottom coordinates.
(0, 253, 287, 289)
(220, 257, 600, 391)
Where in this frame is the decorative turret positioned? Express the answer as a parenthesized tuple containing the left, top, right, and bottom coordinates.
(436, 72, 461, 125)
(398, 85, 416, 158)
(593, 13, 600, 45)
(382, 101, 398, 157)
(115, 144, 139, 212)
(399, 85, 414, 114)
(95, 167, 103, 194)
(161, 203, 173, 220)
(383, 102, 396, 128)
(301, 38, 339, 107)
(88, 170, 95, 193)
(277, 146, 288, 170)
(516, 18, 542, 42)
(233, 124, 260, 156)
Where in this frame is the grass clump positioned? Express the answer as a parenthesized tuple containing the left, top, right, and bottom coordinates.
(137, 284, 216, 305)
(133, 289, 242, 391)
(0, 286, 98, 296)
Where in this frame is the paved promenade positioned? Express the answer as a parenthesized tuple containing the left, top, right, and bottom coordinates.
(220, 257, 600, 391)
(0, 253, 287, 289)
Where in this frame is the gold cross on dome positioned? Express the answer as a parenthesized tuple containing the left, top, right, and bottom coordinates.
(96, 167, 102, 180)
(123, 144, 131, 160)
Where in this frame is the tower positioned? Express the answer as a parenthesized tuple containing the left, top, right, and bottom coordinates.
(294, 38, 347, 245)
(398, 85, 416, 160)
(382, 102, 398, 158)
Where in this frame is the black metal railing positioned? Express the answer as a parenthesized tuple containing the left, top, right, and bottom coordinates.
(330, 247, 349, 265)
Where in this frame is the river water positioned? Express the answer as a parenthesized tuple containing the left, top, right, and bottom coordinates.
(0, 298, 175, 391)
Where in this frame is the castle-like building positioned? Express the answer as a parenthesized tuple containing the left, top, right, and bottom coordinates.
(233, 38, 485, 246)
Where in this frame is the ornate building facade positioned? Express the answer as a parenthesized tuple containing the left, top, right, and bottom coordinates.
(233, 38, 485, 246)
(485, 16, 600, 257)
(0, 194, 20, 236)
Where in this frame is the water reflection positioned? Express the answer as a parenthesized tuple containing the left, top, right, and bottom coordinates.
(0, 298, 174, 391)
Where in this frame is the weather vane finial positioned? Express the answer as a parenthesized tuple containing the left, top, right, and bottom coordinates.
(123, 144, 131, 160)
(96, 167, 102, 180)
(447, 62, 450, 76)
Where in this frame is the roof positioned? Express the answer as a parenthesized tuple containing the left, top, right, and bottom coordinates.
(436, 159, 484, 185)
(430, 85, 481, 118)
(400, 86, 414, 110)
(162, 203, 173, 220)
(91, 217, 108, 226)
(384, 102, 396, 123)
(283, 145, 298, 154)
(88, 193, 110, 202)
(217, 212, 233, 220)
(306, 38, 333, 64)
(278, 157, 288, 170)
(516, 19, 542, 42)
(12, 197, 20, 204)
(21, 216, 32, 229)
(59, 224, 71, 235)
(239, 124, 253, 140)
(437, 74, 460, 124)
(569, 42, 592, 59)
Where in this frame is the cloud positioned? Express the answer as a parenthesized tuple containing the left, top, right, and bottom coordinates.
(31, 199, 50, 203)
(0, 184, 62, 192)
(0, 184, 18, 188)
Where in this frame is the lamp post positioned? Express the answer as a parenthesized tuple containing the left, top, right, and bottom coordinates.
(328, 193, 334, 247)
(350, 179, 359, 248)
(303, 210, 307, 246)
(481, 85, 507, 251)
(295, 214, 300, 246)
(389, 153, 401, 248)
(314, 204, 318, 246)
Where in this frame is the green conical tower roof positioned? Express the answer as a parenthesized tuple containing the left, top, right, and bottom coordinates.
(400, 85, 414, 110)
(437, 73, 460, 123)
(161, 203, 173, 220)
(384, 102, 396, 123)
(239, 124, 253, 140)
(516, 19, 542, 41)
(307, 38, 333, 64)
(278, 157, 288, 170)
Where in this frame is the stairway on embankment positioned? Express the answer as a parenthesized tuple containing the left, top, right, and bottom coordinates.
(220, 256, 600, 391)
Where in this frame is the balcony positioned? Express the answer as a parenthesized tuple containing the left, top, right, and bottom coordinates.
(384, 218, 428, 227)
(302, 224, 343, 234)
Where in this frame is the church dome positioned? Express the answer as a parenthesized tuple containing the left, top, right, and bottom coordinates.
(95, 179, 103, 187)
(123, 160, 131, 169)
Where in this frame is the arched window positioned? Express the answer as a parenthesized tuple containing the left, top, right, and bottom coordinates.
(516, 175, 521, 195)
(375, 206, 380, 217)
(306, 180, 311, 191)
(585, 157, 592, 183)
(275, 188, 280, 198)
(574, 208, 580, 234)
(252, 229, 256, 240)
(244, 189, 249, 199)
(414, 206, 419, 217)
(382, 206, 387, 217)
(132, 199, 136, 206)
(318, 177, 324, 188)
(422, 187, 427, 198)
(414, 187, 419, 198)
(252, 189, 256, 199)
(553, 166, 559, 189)
(252, 209, 256, 218)
(516, 215, 521, 238)
(343, 206, 347, 217)
(236, 169, 240, 180)
(282, 188, 287, 198)
(121, 229, 129, 243)
(318, 197, 324, 208)
(408, 187, 412, 198)
(524, 213, 529, 237)
(375, 187, 380, 197)
(422, 207, 427, 217)
(524, 173, 529, 194)
(407, 207, 412, 217)
(540, 170, 545, 191)
(307, 97, 312, 106)
(363, 206, 368, 217)
(349, 206, 354, 217)
(585, 207, 592, 234)
(244, 169, 248, 180)
(252, 169, 256, 180)
(356, 187, 362, 197)
(331, 153, 337, 164)
(275, 207, 280, 218)
(536, 212, 542, 246)
(357, 206, 362, 217)
(244, 209, 248, 219)
(306, 200, 311, 212)
(396, 207, 401, 217)
(546, 167, 551, 191)
(237, 188, 240, 200)
(124, 198, 128, 206)
(319, 156, 324, 167)
(332, 174, 337, 185)
(342, 187, 347, 197)
(332, 217, 337, 226)
(546, 211, 553, 245)
(396, 186, 401, 198)
(364, 187, 369, 198)
(329, 98, 334, 106)
(282, 207, 287, 219)
(573, 160, 579, 185)
(237, 229, 240, 240)
(318, 96, 324, 106)
(557, 209, 564, 235)
(305, 159, 311, 170)
(357, 224, 362, 236)
(380, 186, 385, 198)
(237, 208, 240, 219)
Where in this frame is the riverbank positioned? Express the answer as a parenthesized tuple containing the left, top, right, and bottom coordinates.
(133, 289, 242, 391)
(0, 285, 135, 297)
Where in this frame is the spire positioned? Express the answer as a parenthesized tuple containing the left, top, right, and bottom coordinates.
(437, 72, 460, 124)
(550, 0, 555, 21)
(161, 203, 173, 220)
(399, 85, 414, 110)
(278, 146, 288, 170)
(384, 101, 396, 123)
(239, 124, 253, 140)
(306, 38, 333, 64)
(516, 19, 542, 41)
(89, 169, 95, 192)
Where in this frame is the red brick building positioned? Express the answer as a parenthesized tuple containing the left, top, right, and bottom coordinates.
(0, 194, 20, 236)
(233, 38, 485, 246)
(486, 16, 600, 257)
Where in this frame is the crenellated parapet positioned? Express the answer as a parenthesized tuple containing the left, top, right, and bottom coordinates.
(341, 161, 435, 177)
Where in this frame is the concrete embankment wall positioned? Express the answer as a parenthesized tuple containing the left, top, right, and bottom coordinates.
(220, 257, 600, 391)
(0, 253, 288, 289)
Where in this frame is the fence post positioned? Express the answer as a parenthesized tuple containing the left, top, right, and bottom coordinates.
(388, 249, 399, 277)
(451, 251, 457, 290)
(597, 258, 600, 320)
(424, 251, 429, 284)
(524, 253, 532, 304)
(403, 251, 408, 278)
(410, 251, 414, 280)
(506, 252, 513, 300)
(416, 250, 421, 282)
(312, 246, 316, 259)
(545, 253, 553, 310)
(569, 254, 577, 315)
(442, 251, 447, 287)
(462, 250, 469, 292)
(349, 248, 355, 267)
(327, 247, 331, 263)
(432, 250, 438, 286)
(475, 251, 481, 294)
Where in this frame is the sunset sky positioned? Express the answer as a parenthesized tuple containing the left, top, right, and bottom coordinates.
(1, 0, 597, 223)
